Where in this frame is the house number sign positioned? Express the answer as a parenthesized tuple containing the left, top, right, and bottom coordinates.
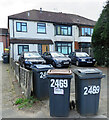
(40, 71, 47, 79)
(84, 85, 100, 96)
(50, 79, 68, 88)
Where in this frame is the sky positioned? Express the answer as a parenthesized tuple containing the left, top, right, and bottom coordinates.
(0, 0, 107, 28)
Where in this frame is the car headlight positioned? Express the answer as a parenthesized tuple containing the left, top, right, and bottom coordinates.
(93, 59, 96, 61)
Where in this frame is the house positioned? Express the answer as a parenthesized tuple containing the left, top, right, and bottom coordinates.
(0, 28, 9, 61)
(8, 9, 96, 61)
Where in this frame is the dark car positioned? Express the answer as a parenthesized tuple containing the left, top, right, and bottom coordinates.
(69, 52, 96, 66)
(42, 51, 71, 68)
(19, 51, 46, 69)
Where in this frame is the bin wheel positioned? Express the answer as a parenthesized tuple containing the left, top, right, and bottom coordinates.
(70, 100, 75, 110)
(76, 61, 79, 66)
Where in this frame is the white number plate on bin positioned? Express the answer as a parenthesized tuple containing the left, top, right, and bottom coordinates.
(50, 79, 68, 95)
(54, 87, 64, 95)
(84, 85, 100, 96)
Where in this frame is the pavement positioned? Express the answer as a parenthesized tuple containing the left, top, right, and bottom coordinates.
(0, 61, 108, 119)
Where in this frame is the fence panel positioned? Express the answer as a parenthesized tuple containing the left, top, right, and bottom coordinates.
(10, 59, 33, 99)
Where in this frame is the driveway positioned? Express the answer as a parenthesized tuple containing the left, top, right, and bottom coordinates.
(1, 62, 107, 118)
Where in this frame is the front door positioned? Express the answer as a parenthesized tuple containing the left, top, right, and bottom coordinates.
(42, 45, 49, 54)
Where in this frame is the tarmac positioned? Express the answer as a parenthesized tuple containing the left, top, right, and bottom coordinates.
(0, 61, 108, 119)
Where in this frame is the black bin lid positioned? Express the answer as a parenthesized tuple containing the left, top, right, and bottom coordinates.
(73, 68, 104, 79)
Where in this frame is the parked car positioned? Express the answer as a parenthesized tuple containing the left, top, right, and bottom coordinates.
(42, 51, 71, 68)
(19, 51, 46, 69)
(69, 52, 96, 66)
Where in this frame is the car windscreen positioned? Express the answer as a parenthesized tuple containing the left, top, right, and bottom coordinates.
(76, 52, 89, 57)
(51, 52, 65, 57)
(24, 52, 41, 58)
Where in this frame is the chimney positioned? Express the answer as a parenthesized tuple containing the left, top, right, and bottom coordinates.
(40, 8, 42, 13)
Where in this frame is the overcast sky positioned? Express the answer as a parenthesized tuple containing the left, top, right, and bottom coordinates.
(0, 0, 106, 28)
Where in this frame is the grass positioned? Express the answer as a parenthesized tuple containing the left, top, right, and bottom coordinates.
(15, 96, 39, 109)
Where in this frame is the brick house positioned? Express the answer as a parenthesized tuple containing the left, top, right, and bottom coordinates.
(0, 28, 9, 61)
(8, 9, 96, 61)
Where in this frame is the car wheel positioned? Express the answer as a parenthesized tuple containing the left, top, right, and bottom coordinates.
(52, 61, 56, 67)
(76, 61, 79, 66)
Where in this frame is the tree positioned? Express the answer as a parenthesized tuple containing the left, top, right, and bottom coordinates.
(92, 1, 109, 67)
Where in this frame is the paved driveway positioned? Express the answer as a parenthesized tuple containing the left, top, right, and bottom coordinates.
(1, 62, 107, 118)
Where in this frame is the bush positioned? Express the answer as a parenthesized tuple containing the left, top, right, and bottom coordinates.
(92, 1, 109, 67)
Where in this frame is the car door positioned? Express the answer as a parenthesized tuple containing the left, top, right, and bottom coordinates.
(43, 52, 51, 64)
(45, 52, 52, 64)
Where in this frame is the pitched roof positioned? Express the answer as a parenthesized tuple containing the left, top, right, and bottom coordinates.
(8, 9, 96, 26)
(0, 28, 8, 35)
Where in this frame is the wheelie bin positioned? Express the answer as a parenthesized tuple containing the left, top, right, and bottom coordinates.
(47, 69, 73, 117)
(2, 53, 9, 63)
(73, 68, 105, 115)
(32, 64, 53, 100)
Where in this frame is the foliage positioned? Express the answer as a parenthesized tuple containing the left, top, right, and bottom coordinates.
(92, 1, 109, 66)
(15, 96, 39, 109)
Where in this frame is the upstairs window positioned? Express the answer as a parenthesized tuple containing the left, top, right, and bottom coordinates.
(16, 22, 27, 32)
(55, 25, 72, 36)
(37, 23, 46, 34)
(18, 45, 29, 55)
(81, 27, 93, 36)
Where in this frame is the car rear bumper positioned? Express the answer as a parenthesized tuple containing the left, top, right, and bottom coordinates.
(79, 61, 96, 66)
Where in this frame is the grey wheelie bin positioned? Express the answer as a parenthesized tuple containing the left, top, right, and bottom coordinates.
(32, 64, 53, 100)
(73, 68, 105, 115)
(47, 69, 73, 117)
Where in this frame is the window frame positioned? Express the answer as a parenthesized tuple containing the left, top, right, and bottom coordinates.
(18, 45, 29, 55)
(16, 22, 27, 32)
(37, 23, 46, 34)
(55, 25, 72, 36)
(55, 42, 72, 55)
(80, 26, 94, 37)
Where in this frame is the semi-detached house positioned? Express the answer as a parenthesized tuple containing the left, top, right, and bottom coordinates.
(8, 9, 96, 61)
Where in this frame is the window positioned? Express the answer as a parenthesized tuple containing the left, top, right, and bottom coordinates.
(79, 42, 91, 48)
(55, 25, 72, 36)
(16, 22, 27, 32)
(37, 23, 46, 34)
(55, 42, 72, 55)
(80, 27, 93, 36)
(18, 45, 29, 55)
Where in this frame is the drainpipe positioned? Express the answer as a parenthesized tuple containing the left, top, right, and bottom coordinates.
(6, 33, 8, 48)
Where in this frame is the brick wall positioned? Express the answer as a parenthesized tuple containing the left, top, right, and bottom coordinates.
(0, 35, 9, 52)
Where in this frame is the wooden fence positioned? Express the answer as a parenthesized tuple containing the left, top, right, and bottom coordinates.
(10, 58, 33, 98)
